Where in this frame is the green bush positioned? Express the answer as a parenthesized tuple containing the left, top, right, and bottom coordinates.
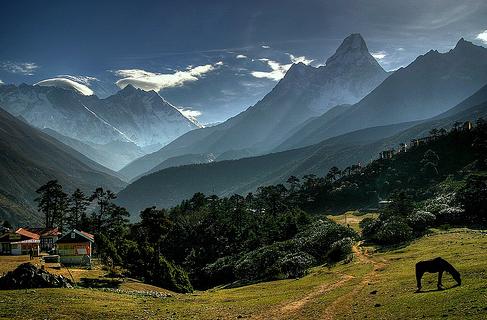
(276, 251, 316, 278)
(374, 218, 413, 244)
(234, 244, 285, 281)
(326, 237, 353, 263)
(359, 217, 381, 239)
(153, 256, 193, 293)
(407, 210, 435, 232)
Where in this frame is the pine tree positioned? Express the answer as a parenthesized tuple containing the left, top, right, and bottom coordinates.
(68, 189, 90, 230)
(35, 180, 69, 229)
(90, 187, 117, 232)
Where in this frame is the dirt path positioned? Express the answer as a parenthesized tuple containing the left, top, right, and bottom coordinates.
(254, 242, 387, 320)
(321, 243, 387, 320)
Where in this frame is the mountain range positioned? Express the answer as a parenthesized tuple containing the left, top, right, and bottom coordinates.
(274, 38, 487, 151)
(1, 33, 487, 224)
(119, 37, 487, 183)
(119, 34, 389, 180)
(116, 83, 487, 214)
(0, 83, 200, 171)
(0, 107, 126, 225)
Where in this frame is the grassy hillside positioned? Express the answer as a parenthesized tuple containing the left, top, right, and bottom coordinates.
(0, 108, 126, 226)
(1, 228, 485, 319)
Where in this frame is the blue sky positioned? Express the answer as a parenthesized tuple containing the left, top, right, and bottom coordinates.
(1, 0, 487, 123)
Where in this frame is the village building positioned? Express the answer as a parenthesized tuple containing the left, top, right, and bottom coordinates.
(56, 229, 94, 265)
(0, 228, 40, 256)
(379, 149, 395, 160)
(25, 227, 61, 252)
(463, 121, 473, 131)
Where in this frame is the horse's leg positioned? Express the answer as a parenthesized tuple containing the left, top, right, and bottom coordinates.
(437, 271, 444, 290)
(416, 269, 423, 292)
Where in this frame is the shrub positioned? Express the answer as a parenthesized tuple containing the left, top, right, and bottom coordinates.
(359, 217, 381, 239)
(436, 207, 465, 225)
(326, 237, 353, 263)
(277, 252, 316, 278)
(234, 244, 285, 281)
(152, 256, 193, 293)
(297, 220, 357, 259)
(202, 255, 238, 287)
(456, 174, 487, 225)
(407, 210, 435, 231)
(374, 218, 413, 245)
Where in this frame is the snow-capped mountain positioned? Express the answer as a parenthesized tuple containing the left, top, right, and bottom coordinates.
(91, 84, 201, 148)
(0, 83, 200, 171)
(120, 33, 389, 180)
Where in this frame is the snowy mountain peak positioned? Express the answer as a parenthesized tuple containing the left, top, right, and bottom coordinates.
(118, 83, 139, 95)
(325, 33, 379, 69)
(338, 33, 368, 52)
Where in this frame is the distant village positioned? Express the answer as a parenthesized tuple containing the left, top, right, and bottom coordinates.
(0, 225, 94, 266)
(378, 121, 473, 160)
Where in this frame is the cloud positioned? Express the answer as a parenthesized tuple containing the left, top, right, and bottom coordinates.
(261, 45, 270, 49)
(179, 108, 202, 118)
(236, 54, 248, 59)
(396, 47, 405, 51)
(288, 54, 314, 65)
(476, 30, 487, 44)
(176, 107, 202, 123)
(371, 51, 387, 60)
(34, 78, 94, 96)
(251, 59, 292, 81)
(114, 62, 221, 91)
(57, 75, 99, 85)
(0, 79, 3, 85)
(1, 61, 39, 75)
(250, 53, 314, 81)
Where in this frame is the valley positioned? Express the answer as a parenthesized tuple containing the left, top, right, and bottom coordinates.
(1, 3, 487, 319)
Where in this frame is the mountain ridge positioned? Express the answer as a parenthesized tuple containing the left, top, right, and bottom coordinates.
(119, 33, 389, 180)
(116, 83, 487, 215)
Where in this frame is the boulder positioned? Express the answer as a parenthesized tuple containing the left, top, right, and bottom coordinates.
(0, 263, 73, 289)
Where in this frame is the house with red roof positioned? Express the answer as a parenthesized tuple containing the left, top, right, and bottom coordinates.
(25, 227, 61, 252)
(0, 228, 40, 256)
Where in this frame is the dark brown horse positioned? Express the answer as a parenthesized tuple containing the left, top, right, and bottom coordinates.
(415, 257, 461, 292)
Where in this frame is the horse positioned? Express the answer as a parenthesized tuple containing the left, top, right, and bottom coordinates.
(415, 257, 461, 292)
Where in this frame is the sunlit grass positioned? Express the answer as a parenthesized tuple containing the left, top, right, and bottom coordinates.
(1, 229, 486, 319)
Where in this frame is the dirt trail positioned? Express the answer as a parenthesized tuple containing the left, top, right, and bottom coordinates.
(254, 242, 387, 320)
(321, 243, 387, 320)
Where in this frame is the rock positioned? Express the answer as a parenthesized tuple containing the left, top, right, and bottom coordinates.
(0, 263, 73, 290)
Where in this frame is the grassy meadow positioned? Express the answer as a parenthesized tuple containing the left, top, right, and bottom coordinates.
(1, 221, 486, 319)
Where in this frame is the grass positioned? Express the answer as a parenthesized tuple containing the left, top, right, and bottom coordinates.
(1, 229, 486, 319)
(327, 211, 378, 233)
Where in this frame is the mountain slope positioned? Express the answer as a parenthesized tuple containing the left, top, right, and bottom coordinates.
(42, 128, 145, 173)
(277, 38, 487, 151)
(119, 34, 388, 180)
(0, 84, 199, 170)
(0, 107, 126, 225)
(116, 84, 487, 215)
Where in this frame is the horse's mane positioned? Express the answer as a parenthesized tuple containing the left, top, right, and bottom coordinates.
(442, 259, 459, 275)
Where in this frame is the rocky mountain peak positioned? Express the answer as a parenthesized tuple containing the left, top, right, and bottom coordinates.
(452, 37, 479, 54)
(325, 33, 381, 70)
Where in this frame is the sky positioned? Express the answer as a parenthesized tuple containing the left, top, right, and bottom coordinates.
(1, 0, 487, 124)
